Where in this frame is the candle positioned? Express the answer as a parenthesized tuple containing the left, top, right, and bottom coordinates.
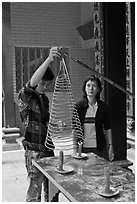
(59, 151, 64, 171)
(78, 142, 82, 157)
(73, 132, 77, 155)
(105, 167, 110, 193)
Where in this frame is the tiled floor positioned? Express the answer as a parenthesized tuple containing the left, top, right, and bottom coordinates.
(2, 150, 28, 202)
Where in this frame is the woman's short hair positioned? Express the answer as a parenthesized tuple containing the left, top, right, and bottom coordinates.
(42, 67, 54, 81)
(82, 75, 102, 101)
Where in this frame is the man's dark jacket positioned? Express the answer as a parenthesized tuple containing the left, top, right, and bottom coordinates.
(18, 81, 54, 155)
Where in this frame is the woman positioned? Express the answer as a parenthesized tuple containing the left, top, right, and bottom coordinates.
(76, 75, 114, 161)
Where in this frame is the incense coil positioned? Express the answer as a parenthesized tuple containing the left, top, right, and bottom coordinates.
(45, 59, 83, 153)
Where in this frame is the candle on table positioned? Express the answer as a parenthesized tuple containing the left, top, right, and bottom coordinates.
(73, 132, 77, 155)
(59, 151, 64, 171)
(78, 142, 82, 157)
(104, 167, 110, 193)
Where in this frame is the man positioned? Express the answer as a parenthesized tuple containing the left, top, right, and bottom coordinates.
(18, 47, 61, 202)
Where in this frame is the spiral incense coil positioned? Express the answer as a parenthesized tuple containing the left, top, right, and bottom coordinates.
(45, 58, 83, 153)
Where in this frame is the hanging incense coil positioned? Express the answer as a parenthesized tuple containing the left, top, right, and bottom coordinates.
(45, 58, 83, 154)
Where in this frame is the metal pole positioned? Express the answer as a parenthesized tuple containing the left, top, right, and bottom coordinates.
(63, 53, 135, 99)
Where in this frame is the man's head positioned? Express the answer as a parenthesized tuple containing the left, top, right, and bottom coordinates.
(37, 67, 54, 93)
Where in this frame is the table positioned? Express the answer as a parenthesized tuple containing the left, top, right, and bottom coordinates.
(32, 153, 135, 202)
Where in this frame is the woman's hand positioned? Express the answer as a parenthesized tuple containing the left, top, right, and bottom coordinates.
(108, 145, 114, 161)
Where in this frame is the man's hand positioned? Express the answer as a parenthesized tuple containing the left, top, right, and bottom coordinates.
(48, 47, 61, 61)
(30, 47, 61, 87)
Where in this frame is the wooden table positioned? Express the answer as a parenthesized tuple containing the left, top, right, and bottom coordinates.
(32, 153, 135, 202)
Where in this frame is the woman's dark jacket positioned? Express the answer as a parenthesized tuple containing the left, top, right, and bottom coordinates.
(18, 81, 54, 155)
(76, 98, 111, 151)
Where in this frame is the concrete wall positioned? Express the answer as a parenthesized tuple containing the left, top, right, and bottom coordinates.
(9, 2, 94, 133)
(2, 3, 15, 127)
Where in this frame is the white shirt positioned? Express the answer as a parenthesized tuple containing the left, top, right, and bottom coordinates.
(83, 102, 98, 148)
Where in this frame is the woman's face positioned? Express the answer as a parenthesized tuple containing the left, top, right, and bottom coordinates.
(85, 80, 100, 98)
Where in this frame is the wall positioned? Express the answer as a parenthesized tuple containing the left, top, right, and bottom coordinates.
(2, 3, 15, 127)
(10, 2, 94, 133)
